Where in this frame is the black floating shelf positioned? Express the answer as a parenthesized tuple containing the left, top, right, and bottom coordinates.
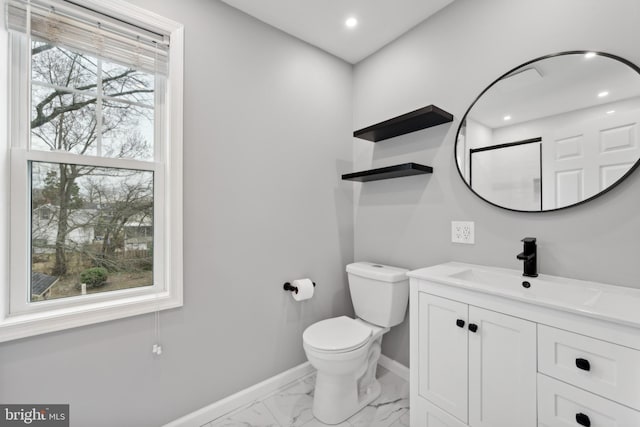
(353, 105, 454, 142)
(342, 163, 433, 182)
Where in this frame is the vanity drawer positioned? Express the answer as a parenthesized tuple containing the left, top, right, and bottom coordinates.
(538, 374, 640, 427)
(538, 325, 640, 410)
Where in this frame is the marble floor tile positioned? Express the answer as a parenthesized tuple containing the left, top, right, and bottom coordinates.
(299, 417, 351, 427)
(389, 411, 409, 427)
(209, 401, 281, 427)
(346, 367, 409, 427)
(205, 364, 409, 427)
(262, 374, 316, 427)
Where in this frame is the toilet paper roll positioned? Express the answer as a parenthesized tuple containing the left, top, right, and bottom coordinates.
(291, 278, 314, 301)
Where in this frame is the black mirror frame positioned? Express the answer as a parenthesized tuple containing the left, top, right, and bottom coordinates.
(455, 50, 640, 213)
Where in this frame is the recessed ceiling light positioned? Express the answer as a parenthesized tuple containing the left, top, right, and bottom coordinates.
(598, 91, 609, 98)
(584, 52, 597, 59)
(345, 17, 358, 28)
(606, 110, 616, 115)
(503, 115, 512, 121)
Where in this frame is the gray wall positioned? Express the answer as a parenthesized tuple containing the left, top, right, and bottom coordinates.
(0, 1, 354, 425)
(353, 0, 640, 366)
(4, 0, 640, 424)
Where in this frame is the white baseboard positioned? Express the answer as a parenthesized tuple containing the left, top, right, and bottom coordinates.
(163, 362, 315, 427)
(378, 354, 410, 382)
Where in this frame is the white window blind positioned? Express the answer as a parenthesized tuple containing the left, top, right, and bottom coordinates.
(6, 0, 169, 74)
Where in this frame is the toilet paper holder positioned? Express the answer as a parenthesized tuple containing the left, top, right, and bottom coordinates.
(283, 281, 316, 294)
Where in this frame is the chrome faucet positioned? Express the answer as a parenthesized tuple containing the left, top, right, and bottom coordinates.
(517, 237, 538, 277)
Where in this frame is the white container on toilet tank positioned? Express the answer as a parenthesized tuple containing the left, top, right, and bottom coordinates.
(302, 262, 409, 424)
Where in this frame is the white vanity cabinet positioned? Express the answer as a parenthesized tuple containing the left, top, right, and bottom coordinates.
(409, 262, 640, 427)
(415, 293, 536, 427)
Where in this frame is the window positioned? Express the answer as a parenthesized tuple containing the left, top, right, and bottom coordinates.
(1, 0, 183, 341)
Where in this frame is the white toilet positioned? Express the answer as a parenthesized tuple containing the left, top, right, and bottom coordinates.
(302, 262, 409, 424)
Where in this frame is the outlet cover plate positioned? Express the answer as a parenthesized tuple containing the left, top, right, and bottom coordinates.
(452, 221, 475, 244)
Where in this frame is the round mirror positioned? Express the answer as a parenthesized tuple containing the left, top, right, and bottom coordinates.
(455, 51, 640, 212)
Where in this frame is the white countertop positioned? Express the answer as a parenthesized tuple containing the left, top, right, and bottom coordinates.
(409, 262, 640, 329)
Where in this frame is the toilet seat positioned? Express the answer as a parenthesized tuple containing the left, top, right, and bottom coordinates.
(303, 316, 372, 353)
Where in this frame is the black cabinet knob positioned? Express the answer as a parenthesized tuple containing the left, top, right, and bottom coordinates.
(456, 319, 465, 328)
(468, 323, 478, 333)
(575, 412, 591, 427)
(575, 358, 591, 371)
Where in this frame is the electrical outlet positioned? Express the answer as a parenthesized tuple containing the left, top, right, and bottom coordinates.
(451, 221, 475, 244)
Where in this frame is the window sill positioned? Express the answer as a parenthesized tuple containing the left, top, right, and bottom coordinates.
(0, 290, 182, 342)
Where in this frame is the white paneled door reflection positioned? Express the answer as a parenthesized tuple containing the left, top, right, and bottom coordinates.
(543, 109, 640, 210)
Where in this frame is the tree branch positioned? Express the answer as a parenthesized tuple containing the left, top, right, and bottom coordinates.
(31, 98, 98, 129)
(31, 44, 55, 56)
(31, 69, 142, 130)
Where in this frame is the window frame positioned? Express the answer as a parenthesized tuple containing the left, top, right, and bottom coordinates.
(0, 0, 183, 342)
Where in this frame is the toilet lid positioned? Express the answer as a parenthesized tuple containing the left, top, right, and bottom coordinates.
(303, 316, 372, 352)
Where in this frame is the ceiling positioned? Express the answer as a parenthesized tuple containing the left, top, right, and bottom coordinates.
(470, 53, 640, 129)
(219, 0, 455, 64)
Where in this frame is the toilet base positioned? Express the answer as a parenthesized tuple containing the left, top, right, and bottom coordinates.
(311, 338, 383, 425)
(312, 374, 382, 425)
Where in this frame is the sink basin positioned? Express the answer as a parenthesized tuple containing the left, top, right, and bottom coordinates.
(449, 267, 602, 306)
(408, 262, 640, 328)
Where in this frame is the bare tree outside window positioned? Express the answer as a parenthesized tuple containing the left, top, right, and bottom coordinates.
(29, 41, 156, 301)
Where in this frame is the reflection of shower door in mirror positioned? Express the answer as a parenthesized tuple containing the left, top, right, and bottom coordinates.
(543, 110, 640, 210)
(470, 140, 542, 211)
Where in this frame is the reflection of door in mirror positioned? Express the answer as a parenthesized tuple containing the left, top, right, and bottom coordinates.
(470, 138, 542, 211)
(542, 106, 640, 210)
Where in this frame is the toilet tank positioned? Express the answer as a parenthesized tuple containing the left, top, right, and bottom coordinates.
(346, 262, 409, 327)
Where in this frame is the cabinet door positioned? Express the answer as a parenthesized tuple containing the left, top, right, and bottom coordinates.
(413, 396, 469, 427)
(468, 306, 537, 427)
(418, 293, 469, 423)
